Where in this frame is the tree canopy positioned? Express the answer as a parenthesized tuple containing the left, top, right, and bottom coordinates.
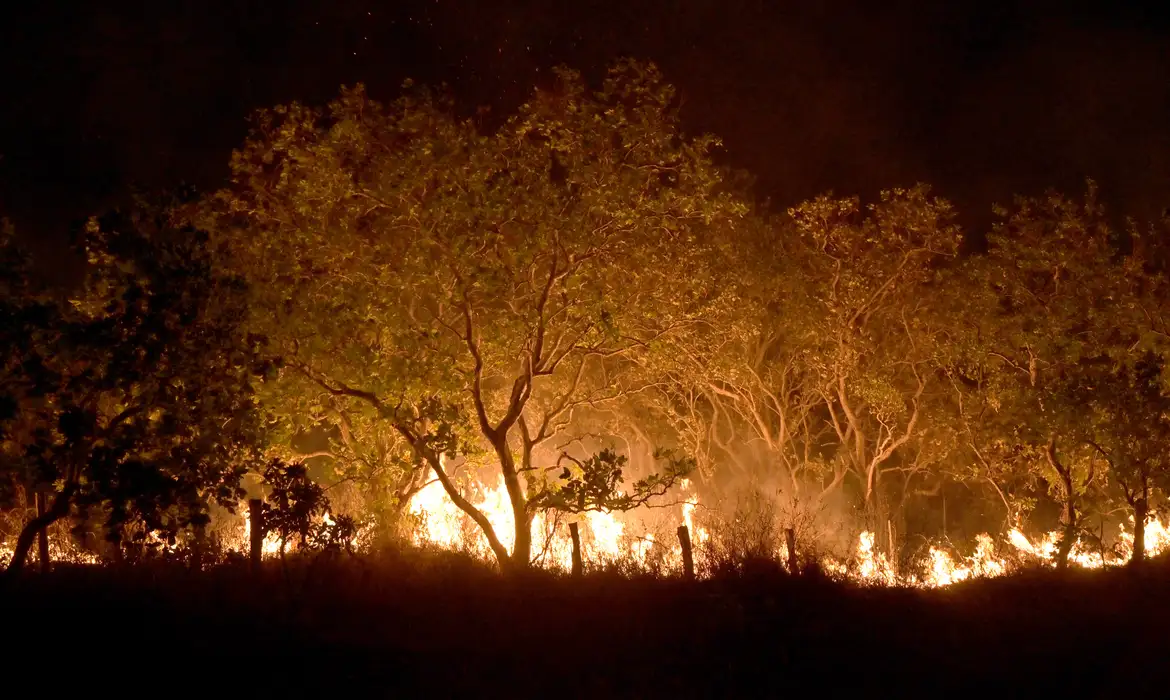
(6, 60, 1170, 576)
(1, 206, 272, 574)
(209, 60, 741, 569)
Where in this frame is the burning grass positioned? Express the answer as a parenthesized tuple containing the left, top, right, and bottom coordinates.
(6, 483, 1170, 586)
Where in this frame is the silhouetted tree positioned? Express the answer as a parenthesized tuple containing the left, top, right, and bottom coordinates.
(1, 207, 273, 575)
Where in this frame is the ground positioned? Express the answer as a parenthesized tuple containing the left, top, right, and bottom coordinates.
(5, 550, 1166, 697)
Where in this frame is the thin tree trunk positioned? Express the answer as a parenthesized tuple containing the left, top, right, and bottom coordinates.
(678, 525, 695, 580)
(248, 498, 264, 573)
(1130, 498, 1148, 567)
(1055, 518, 1076, 570)
(5, 487, 73, 578)
(493, 436, 531, 570)
(35, 491, 50, 574)
(1047, 436, 1076, 571)
(419, 450, 512, 568)
(569, 522, 583, 577)
(785, 527, 798, 574)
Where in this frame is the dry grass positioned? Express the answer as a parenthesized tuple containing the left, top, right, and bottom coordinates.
(5, 543, 1169, 697)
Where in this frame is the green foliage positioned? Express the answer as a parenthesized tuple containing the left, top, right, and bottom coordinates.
(529, 448, 693, 514)
(8, 61, 1170, 573)
(259, 458, 356, 554)
(206, 59, 739, 567)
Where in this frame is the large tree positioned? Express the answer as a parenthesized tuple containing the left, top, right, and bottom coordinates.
(784, 187, 961, 540)
(1, 207, 270, 575)
(959, 184, 1120, 568)
(210, 60, 741, 570)
(1073, 215, 1170, 565)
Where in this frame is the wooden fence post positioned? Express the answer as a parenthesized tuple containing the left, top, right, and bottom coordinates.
(569, 522, 583, 577)
(785, 527, 798, 574)
(248, 498, 264, 572)
(677, 525, 694, 580)
(887, 520, 896, 564)
(35, 491, 49, 574)
(191, 521, 206, 572)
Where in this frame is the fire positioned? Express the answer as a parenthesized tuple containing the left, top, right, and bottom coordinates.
(405, 472, 709, 570)
(853, 531, 899, 585)
(403, 466, 1170, 587)
(0, 537, 100, 569)
(6, 466, 1170, 588)
(241, 506, 283, 557)
(920, 534, 1007, 588)
(680, 479, 709, 546)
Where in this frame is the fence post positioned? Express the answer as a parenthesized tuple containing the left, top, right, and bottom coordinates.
(191, 521, 206, 572)
(248, 498, 264, 572)
(569, 522, 583, 577)
(677, 525, 694, 580)
(785, 527, 798, 574)
(35, 491, 50, 574)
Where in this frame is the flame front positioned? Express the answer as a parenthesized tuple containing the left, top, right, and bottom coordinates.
(6, 474, 1170, 588)
(403, 472, 1170, 586)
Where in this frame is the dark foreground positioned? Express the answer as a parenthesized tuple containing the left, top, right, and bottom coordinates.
(4, 550, 1168, 698)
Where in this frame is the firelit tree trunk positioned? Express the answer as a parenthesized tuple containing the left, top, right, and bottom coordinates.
(35, 492, 50, 573)
(1047, 437, 1077, 571)
(569, 522, 583, 577)
(1055, 519, 1076, 571)
(509, 510, 534, 571)
(5, 488, 72, 577)
(1054, 486, 1078, 570)
(1131, 498, 1148, 567)
(490, 436, 532, 570)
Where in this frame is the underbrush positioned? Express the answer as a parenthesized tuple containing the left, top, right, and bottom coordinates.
(5, 546, 1170, 698)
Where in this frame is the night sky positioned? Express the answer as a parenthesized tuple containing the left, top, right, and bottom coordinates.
(3, 0, 1170, 261)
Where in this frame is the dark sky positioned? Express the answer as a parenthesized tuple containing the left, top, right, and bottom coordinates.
(3, 0, 1170, 261)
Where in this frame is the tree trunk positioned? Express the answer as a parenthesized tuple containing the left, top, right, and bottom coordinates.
(569, 522, 583, 577)
(1055, 518, 1076, 570)
(509, 511, 534, 571)
(191, 521, 206, 571)
(1047, 436, 1076, 571)
(418, 450, 512, 569)
(1130, 498, 1148, 567)
(35, 491, 50, 574)
(492, 436, 531, 570)
(785, 527, 798, 574)
(5, 488, 73, 578)
(677, 525, 695, 580)
(248, 498, 264, 572)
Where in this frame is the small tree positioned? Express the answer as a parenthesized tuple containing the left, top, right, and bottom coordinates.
(259, 459, 328, 557)
(1077, 353, 1170, 564)
(1, 206, 272, 575)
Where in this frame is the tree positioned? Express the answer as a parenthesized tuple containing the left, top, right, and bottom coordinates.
(257, 458, 357, 557)
(1076, 352, 1170, 565)
(1, 206, 272, 575)
(960, 183, 1117, 568)
(265, 383, 432, 536)
(784, 187, 962, 540)
(658, 211, 828, 498)
(210, 60, 740, 570)
(1074, 215, 1170, 565)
